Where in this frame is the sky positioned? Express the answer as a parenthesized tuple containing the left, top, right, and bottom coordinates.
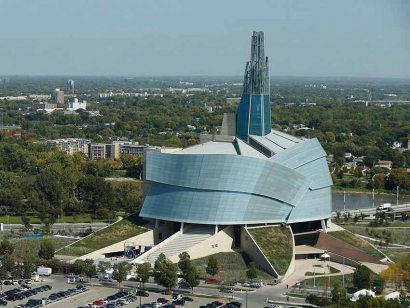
(0, 0, 409, 78)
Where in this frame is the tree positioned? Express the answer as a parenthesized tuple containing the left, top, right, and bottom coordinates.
(83, 259, 97, 282)
(206, 256, 219, 277)
(178, 252, 191, 274)
(184, 263, 200, 293)
(112, 262, 132, 287)
(331, 282, 348, 307)
(76, 176, 114, 213)
(137, 262, 152, 289)
(22, 254, 36, 279)
(113, 181, 142, 214)
(97, 261, 112, 279)
(154, 255, 178, 290)
(353, 265, 371, 289)
(2, 253, 15, 275)
(21, 215, 32, 230)
(38, 239, 55, 260)
(246, 262, 258, 281)
(0, 237, 15, 255)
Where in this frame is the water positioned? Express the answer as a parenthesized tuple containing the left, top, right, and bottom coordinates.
(332, 191, 410, 211)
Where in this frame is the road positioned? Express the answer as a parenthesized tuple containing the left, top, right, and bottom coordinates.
(331, 203, 410, 217)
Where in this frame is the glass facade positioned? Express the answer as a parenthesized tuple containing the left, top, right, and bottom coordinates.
(139, 31, 332, 226)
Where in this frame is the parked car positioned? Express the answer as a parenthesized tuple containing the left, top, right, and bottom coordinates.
(182, 297, 193, 302)
(157, 298, 170, 304)
(161, 290, 173, 295)
(173, 299, 185, 306)
(0, 299, 6, 306)
(205, 278, 220, 285)
(136, 291, 149, 297)
(221, 287, 234, 293)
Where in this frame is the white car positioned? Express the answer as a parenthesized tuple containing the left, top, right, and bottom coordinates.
(117, 299, 129, 305)
(12, 280, 19, 285)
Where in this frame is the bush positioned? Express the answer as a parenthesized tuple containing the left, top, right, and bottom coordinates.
(95, 208, 110, 219)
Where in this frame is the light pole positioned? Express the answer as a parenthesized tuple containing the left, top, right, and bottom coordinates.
(328, 254, 331, 297)
(372, 176, 375, 208)
(397, 186, 399, 206)
(313, 263, 316, 288)
(245, 289, 248, 308)
(139, 278, 142, 307)
(343, 191, 346, 213)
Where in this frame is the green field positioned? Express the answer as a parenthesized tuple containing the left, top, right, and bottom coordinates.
(10, 237, 75, 259)
(379, 248, 410, 262)
(191, 251, 274, 282)
(343, 225, 410, 246)
(57, 212, 149, 257)
(303, 274, 354, 289)
(247, 226, 293, 275)
(328, 231, 385, 260)
(0, 212, 126, 225)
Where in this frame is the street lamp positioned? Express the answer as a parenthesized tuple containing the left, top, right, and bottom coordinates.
(139, 278, 142, 307)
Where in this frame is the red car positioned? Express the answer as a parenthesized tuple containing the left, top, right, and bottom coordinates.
(5, 295, 17, 301)
(157, 298, 170, 304)
(205, 278, 220, 285)
(92, 300, 106, 306)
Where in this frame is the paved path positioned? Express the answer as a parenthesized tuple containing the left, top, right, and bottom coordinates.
(283, 259, 355, 287)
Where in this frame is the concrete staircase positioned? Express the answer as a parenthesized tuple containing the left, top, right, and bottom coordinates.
(144, 225, 214, 265)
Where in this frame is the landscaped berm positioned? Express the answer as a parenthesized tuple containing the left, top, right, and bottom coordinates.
(191, 251, 274, 282)
(57, 213, 148, 257)
(247, 226, 293, 275)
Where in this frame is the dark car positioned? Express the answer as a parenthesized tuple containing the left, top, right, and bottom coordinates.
(136, 291, 149, 297)
(0, 299, 6, 306)
(182, 297, 193, 302)
(3, 280, 12, 286)
(229, 302, 242, 307)
(173, 299, 185, 306)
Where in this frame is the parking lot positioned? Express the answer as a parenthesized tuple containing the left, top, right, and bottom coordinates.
(0, 275, 283, 307)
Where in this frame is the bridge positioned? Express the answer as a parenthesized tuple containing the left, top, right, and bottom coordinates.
(331, 203, 410, 217)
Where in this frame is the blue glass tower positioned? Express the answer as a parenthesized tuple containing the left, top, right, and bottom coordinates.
(236, 31, 271, 142)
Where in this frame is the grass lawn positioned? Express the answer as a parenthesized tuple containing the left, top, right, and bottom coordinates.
(343, 225, 410, 246)
(305, 266, 340, 276)
(247, 226, 293, 275)
(0, 212, 127, 225)
(303, 274, 354, 289)
(379, 248, 410, 262)
(10, 237, 75, 259)
(191, 251, 274, 282)
(56, 212, 149, 257)
(328, 230, 385, 260)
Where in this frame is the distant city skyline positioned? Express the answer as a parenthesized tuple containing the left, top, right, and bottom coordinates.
(0, 0, 409, 78)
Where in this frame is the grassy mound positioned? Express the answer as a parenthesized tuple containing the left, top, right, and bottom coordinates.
(247, 226, 293, 276)
(57, 213, 148, 257)
(328, 230, 385, 260)
(191, 251, 274, 282)
(10, 237, 75, 259)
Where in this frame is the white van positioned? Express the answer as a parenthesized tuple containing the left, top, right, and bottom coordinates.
(377, 203, 392, 211)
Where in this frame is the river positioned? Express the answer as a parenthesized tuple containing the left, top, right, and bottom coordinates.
(332, 191, 410, 211)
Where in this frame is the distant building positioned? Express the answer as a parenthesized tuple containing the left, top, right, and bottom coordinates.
(52, 88, 65, 104)
(47, 138, 90, 156)
(67, 79, 75, 93)
(67, 98, 87, 111)
(35, 102, 61, 113)
(375, 160, 393, 170)
(89, 143, 106, 160)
